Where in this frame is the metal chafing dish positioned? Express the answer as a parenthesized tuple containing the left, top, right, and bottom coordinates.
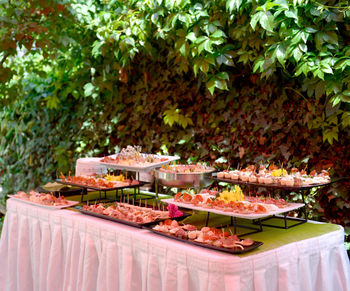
(154, 167, 216, 189)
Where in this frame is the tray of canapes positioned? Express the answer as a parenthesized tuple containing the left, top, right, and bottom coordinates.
(215, 164, 332, 190)
(77, 202, 190, 228)
(154, 164, 215, 188)
(99, 145, 180, 171)
(144, 219, 263, 254)
(9, 191, 79, 209)
(161, 189, 304, 220)
(56, 173, 144, 191)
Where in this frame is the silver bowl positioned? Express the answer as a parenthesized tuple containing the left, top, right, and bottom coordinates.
(154, 168, 216, 188)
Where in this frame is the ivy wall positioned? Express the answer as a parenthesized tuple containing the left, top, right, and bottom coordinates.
(0, 0, 349, 225)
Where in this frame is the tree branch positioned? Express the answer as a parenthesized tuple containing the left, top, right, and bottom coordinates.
(0, 53, 10, 67)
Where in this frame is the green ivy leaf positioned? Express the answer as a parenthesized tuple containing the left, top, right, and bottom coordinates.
(259, 12, 274, 32)
(293, 47, 302, 62)
(91, 40, 104, 58)
(179, 41, 189, 57)
(216, 71, 229, 80)
(341, 91, 350, 103)
(186, 32, 196, 42)
(305, 27, 317, 33)
(211, 30, 226, 38)
(323, 128, 338, 145)
(226, 0, 242, 12)
(341, 112, 350, 127)
(207, 77, 216, 95)
(276, 45, 286, 66)
(45, 94, 60, 109)
(327, 114, 338, 125)
(163, 106, 193, 128)
(250, 12, 262, 31)
(200, 60, 209, 73)
(274, 0, 289, 9)
(295, 62, 308, 76)
(285, 8, 298, 20)
(215, 78, 228, 90)
(84, 83, 94, 97)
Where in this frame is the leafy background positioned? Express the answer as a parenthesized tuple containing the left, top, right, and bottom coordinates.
(0, 0, 349, 230)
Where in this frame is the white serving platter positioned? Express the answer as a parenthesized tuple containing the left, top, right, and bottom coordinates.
(99, 154, 180, 172)
(8, 195, 79, 210)
(161, 198, 305, 220)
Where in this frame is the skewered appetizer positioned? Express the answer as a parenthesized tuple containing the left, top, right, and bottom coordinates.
(152, 220, 255, 249)
(100, 145, 169, 166)
(82, 202, 183, 224)
(159, 164, 214, 173)
(59, 173, 139, 188)
(217, 164, 330, 187)
(14, 190, 69, 206)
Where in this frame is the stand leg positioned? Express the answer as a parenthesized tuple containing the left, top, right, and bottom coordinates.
(284, 213, 287, 229)
(81, 188, 86, 203)
(98, 191, 101, 203)
(155, 179, 159, 199)
(233, 217, 237, 234)
(205, 212, 210, 226)
(301, 190, 308, 221)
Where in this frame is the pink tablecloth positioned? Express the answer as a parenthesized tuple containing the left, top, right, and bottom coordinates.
(0, 199, 349, 291)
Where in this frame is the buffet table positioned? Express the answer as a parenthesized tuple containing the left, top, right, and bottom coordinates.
(0, 199, 349, 291)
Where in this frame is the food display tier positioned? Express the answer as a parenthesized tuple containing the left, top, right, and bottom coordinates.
(212, 174, 346, 191)
(56, 179, 146, 191)
(161, 198, 305, 220)
(76, 206, 191, 229)
(143, 223, 263, 255)
(99, 154, 180, 172)
(154, 168, 216, 188)
(8, 195, 79, 209)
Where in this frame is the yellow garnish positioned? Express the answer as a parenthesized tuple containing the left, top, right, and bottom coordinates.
(219, 185, 244, 202)
(105, 174, 124, 182)
(219, 190, 232, 203)
(271, 169, 288, 177)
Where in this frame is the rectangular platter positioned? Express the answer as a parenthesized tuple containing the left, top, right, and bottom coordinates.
(213, 174, 345, 191)
(144, 223, 263, 254)
(56, 179, 145, 191)
(161, 198, 305, 220)
(8, 195, 79, 209)
(99, 154, 180, 172)
(76, 206, 191, 228)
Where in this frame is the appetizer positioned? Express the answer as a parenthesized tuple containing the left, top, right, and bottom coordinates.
(82, 202, 183, 224)
(217, 164, 331, 187)
(100, 145, 168, 166)
(59, 173, 139, 189)
(159, 164, 214, 173)
(14, 190, 69, 206)
(173, 189, 290, 215)
(152, 220, 255, 250)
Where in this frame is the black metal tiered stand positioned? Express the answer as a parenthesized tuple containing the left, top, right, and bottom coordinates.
(204, 209, 264, 237)
(56, 179, 146, 203)
(154, 168, 265, 237)
(212, 174, 346, 229)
